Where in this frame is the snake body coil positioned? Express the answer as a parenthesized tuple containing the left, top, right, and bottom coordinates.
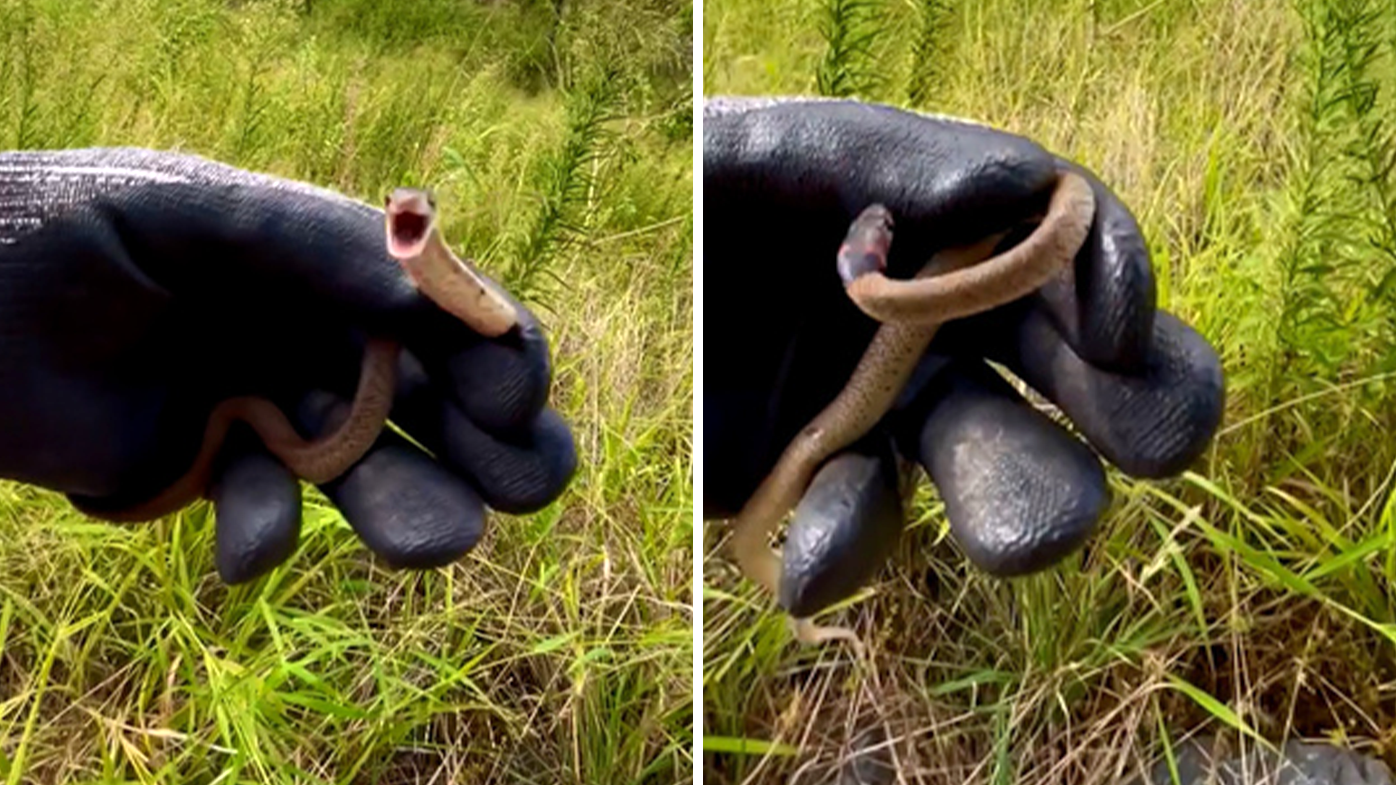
(727, 171, 1097, 645)
(79, 188, 517, 522)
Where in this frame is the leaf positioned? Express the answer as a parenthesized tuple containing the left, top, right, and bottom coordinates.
(703, 736, 800, 757)
(1164, 675, 1270, 748)
(530, 633, 575, 655)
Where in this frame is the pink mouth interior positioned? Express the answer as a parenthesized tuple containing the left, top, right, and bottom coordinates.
(388, 208, 430, 257)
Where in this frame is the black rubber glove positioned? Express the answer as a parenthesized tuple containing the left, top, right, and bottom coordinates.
(703, 98, 1224, 616)
(0, 148, 577, 583)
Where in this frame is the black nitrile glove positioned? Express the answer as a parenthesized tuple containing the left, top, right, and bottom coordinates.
(703, 98, 1224, 616)
(0, 148, 577, 584)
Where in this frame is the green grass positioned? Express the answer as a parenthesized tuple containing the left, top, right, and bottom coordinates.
(704, 0, 1396, 782)
(0, 0, 691, 782)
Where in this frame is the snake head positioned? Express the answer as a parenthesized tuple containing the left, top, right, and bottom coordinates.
(384, 187, 438, 260)
(382, 185, 521, 337)
(837, 204, 894, 286)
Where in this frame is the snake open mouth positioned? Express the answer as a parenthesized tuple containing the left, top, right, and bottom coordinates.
(836, 204, 894, 285)
(385, 188, 436, 259)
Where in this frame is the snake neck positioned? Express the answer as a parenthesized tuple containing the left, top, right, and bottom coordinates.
(397, 230, 519, 337)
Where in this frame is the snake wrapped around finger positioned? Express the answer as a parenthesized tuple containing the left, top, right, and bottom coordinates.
(726, 170, 1097, 650)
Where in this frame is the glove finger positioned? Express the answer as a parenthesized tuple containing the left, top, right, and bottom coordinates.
(779, 433, 904, 617)
(320, 434, 487, 570)
(989, 307, 1224, 479)
(891, 358, 1110, 577)
(385, 349, 578, 515)
(294, 389, 486, 569)
(402, 283, 554, 434)
(207, 431, 303, 584)
(1032, 158, 1158, 371)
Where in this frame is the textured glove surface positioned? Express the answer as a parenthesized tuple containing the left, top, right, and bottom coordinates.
(0, 148, 577, 582)
(702, 98, 1223, 614)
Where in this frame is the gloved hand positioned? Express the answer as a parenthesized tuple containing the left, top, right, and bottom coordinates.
(703, 98, 1224, 616)
(0, 147, 577, 583)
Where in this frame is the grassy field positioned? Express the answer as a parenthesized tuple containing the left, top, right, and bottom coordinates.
(0, 0, 692, 782)
(703, 0, 1396, 782)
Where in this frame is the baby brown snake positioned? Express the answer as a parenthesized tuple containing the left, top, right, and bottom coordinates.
(726, 170, 1097, 649)
(82, 188, 517, 522)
